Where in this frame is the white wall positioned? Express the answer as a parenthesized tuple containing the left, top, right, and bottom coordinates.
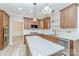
(9, 16, 14, 45)
(12, 15, 23, 37)
(52, 10, 60, 31)
(9, 15, 23, 45)
(77, 5, 79, 29)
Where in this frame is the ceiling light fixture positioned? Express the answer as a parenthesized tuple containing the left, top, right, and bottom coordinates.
(42, 3, 52, 14)
(33, 3, 37, 21)
(18, 8, 22, 10)
(30, 10, 33, 13)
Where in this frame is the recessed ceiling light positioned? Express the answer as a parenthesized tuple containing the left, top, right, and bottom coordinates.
(30, 10, 33, 13)
(18, 8, 22, 10)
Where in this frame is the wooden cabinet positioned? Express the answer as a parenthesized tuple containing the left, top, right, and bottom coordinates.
(43, 17, 50, 29)
(24, 17, 51, 29)
(49, 35, 57, 42)
(2, 12, 9, 27)
(39, 20, 44, 29)
(0, 10, 9, 49)
(0, 28, 3, 49)
(24, 18, 32, 29)
(60, 10, 64, 28)
(60, 4, 78, 28)
(68, 4, 77, 28)
(38, 34, 57, 42)
(44, 19, 48, 29)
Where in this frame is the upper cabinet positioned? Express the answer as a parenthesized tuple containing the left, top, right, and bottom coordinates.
(24, 17, 51, 29)
(1, 10, 9, 27)
(39, 20, 44, 29)
(43, 17, 51, 29)
(24, 18, 32, 29)
(60, 4, 78, 28)
(0, 10, 9, 27)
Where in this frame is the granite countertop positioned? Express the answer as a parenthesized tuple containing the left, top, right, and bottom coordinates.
(23, 29, 55, 35)
(26, 36, 65, 56)
(24, 29, 79, 40)
(56, 31, 79, 40)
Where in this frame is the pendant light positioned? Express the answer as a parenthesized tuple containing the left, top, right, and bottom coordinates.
(33, 3, 37, 21)
(42, 3, 52, 14)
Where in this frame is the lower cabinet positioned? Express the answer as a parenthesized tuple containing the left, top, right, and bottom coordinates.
(55, 38, 70, 56)
(56, 38, 79, 56)
(38, 34, 57, 42)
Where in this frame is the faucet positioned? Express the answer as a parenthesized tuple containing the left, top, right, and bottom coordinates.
(67, 30, 71, 33)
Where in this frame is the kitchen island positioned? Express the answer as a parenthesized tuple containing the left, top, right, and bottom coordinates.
(25, 36, 65, 56)
(23, 29, 79, 56)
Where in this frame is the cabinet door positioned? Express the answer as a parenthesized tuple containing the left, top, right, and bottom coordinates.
(49, 35, 57, 42)
(44, 19, 48, 29)
(24, 20, 28, 29)
(0, 12, 3, 28)
(60, 10, 65, 28)
(60, 8, 69, 28)
(68, 5, 77, 28)
(0, 28, 3, 49)
(5, 14, 9, 27)
(60, 4, 77, 28)
(24, 19, 31, 29)
(44, 17, 50, 29)
(39, 20, 44, 29)
(65, 8, 69, 28)
(2, 12, 6, 27)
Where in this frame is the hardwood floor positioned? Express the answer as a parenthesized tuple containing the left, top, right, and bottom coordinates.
(0, 36, 26, 56)
(0, 36, 65, 56)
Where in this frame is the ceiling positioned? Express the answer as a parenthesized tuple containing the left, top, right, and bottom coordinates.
(0, 3, 69, 19)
